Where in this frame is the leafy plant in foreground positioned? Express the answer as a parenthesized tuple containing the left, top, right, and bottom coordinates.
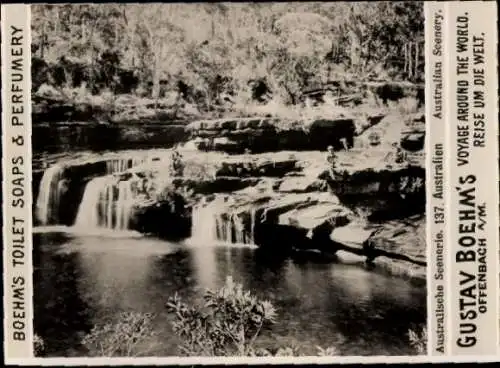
(81, 311, 157, 357)
(34, 333, 45, 356)
(408, 326, 427, 355)
(166, 276, 278, 356)
(166, 276, 339, 357)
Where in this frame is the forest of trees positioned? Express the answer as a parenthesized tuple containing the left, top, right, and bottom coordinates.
(31, 2, 424, 110)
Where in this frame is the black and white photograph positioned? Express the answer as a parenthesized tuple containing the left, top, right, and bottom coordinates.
(31, 2, 427, 358)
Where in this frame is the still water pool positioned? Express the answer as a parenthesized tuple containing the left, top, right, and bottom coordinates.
(34, 230, 426, 357)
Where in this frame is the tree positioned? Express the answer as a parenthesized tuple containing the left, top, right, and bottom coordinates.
(31, 2, 424, 102)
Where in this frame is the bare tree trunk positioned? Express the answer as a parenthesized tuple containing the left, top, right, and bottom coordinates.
(82, 18, 87, 45)
(349, 29, 359, 74)
(40, 15, 45, 59)
(115, 21, 118, 44)
(414, 41, 419, 81)
(408, 42, 413, 80)
(152, 52, 160, 101)
(54, 8, 59, 34)
(403, 43, 408, 75)
(327, 40, 334, 81)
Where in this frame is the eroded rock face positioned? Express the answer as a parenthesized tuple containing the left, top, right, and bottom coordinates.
(34, 113, 426, 278)
(33, 123, 188, 155)
(320, 165, 425, 199)
(188, 191, 353, 253)
(330, 215, 426, 284)
(134, 148, 426, 275)
(186, 116, 356, 152)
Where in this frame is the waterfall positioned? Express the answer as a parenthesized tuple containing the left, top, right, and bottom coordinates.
(74, 176, 136, 231)
(74, 176, 111, 229)
(36, 164, 65, 225)
(115, 180, 134, 230)
(36, 154, 151, 228)
(191, 201, 219, 243)
(191, 198, 255, 245)
(249, 207, 257, 243)
(106, 157, 147, 174)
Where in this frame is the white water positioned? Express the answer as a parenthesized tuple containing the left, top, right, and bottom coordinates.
(115, 180, 134, 230)
(36, 156, 150, 227)
(190, 198, 255, 246)
(106, 157, 148, 174)
(190, 201, 219, 243)
(74, 176, 137, 231)
(74, 176, 113, 229)
(36, 164, 65, 225)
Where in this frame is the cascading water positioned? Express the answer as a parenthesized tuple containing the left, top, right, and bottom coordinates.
(74, 176, 136, 231)
(115, 180, 134, 230)
(74, 176, 112, 229)
(36, 156, 149, 227)
(190, 201, 219, 243)
(106, 157, 148, 174)
(190, 198, 255, 245)
(249, 207, 257, 243)
(36, 164, 65, 225)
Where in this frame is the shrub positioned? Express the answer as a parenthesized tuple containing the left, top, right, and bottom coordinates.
(166, 276, 339, 357)
(81, 312, 157, 357)
(34, 333, 45, 356)
(316, 345, 339, 356)
(408, 326, 427, 355)
(166, 276, 277, 356)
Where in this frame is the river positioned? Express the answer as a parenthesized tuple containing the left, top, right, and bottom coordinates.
(34, 229, 426, 357)
(33, 145, 426, 357)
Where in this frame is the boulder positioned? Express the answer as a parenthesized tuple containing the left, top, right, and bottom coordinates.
(277, 175, 324, 193)
(368, 215, 426, 264)
(215, 157, 299, 178)
(329, 215, 426, 267)
(278, 201, 351, 229)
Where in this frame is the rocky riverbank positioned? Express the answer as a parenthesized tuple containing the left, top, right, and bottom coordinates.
(34, 132, 426, 285)
(32, 95, 426, 282)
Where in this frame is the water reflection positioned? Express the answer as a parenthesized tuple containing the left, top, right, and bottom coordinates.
(34, 233, 94, 356)
(34, 232, 425, 357)
(189, 244, 218, 291)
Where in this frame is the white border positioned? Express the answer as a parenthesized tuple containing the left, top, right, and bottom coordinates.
(425, 1, 448, 356)
(2, 1, 500, 365)
(5, 354, 500, 366)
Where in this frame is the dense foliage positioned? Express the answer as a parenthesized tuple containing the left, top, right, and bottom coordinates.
(32, 3, 424, 109)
